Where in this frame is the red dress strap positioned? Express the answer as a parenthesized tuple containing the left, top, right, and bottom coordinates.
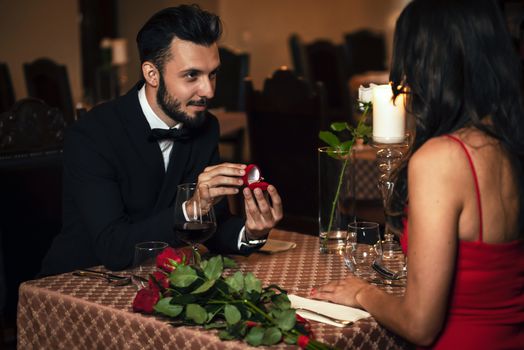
(444, 134, 483, 242)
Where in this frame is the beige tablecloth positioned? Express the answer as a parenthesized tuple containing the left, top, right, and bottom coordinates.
(17, 230, 409, 349)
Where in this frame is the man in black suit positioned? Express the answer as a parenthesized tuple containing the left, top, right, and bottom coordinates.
(40, 5, 282, 276)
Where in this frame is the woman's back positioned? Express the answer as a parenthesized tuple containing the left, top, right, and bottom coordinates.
(408, 128, 524, 349)
(449, 128, 522, 244)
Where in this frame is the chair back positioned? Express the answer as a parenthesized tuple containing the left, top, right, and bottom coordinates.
(288, 34, 310, 83)
(299, 39, 352, 124)
(209, 47, 250, 111)
(344, 29, 387, 77)
(246, 68, 326, 223)
(0, 98, 65, 157)
(0, 99, 64, 321)
(23, 58, 75, 124)
(0, 62, 15, 114)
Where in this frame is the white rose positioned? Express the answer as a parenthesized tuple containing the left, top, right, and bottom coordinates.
(358, 83, 376, 103)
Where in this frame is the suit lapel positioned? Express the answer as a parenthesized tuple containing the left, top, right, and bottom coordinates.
(117, 82, 165, 180)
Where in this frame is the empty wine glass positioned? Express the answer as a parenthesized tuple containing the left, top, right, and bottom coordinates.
(344, 221, 382, 278)
(173, 183, 216, 265)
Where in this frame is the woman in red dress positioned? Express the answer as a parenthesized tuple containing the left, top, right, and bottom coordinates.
(313, 0, 524, 348)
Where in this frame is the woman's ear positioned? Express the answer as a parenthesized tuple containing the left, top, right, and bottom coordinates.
(142, 61, 159, 87)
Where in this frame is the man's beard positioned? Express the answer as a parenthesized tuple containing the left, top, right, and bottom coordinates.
(156, 73, 207, 129)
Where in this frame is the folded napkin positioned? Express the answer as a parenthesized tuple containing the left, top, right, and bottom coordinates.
(289, 294, 370, 328)
(259, 239, 296, 254)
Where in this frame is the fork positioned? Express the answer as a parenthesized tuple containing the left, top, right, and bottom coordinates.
(371, 260, 407, 280)
(73, 269, 132, 286)
(294, 307, 353, 326)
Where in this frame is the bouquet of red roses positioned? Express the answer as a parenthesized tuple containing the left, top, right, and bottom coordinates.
(132, 247, 332, 349)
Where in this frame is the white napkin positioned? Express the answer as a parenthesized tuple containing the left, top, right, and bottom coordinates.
(289, 294, 370, 328)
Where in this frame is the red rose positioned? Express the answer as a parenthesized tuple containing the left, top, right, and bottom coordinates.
(245, 320, 259, 328)
(297, 335, 311, 349)
(149, 271, 170, 291)
(132, 288, 160, 314)
(156, 247, 184, 272)
(296, 314, 313, 337)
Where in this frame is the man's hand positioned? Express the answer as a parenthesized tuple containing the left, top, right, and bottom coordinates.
(196, 163, 246, 205)
(243, 185, 283, 239)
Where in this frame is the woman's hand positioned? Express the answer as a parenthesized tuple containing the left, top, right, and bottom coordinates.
(311, 275, 371, 308)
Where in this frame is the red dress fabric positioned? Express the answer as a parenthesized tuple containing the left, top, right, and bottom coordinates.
(401, 135, 524, 349)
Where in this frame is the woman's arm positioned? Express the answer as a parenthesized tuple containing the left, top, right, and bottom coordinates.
(315, 137, 466, 346)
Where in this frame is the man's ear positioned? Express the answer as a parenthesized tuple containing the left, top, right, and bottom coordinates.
(142, 61, 159, 87)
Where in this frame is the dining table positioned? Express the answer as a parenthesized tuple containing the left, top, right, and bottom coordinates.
(17, 230, 410, 349)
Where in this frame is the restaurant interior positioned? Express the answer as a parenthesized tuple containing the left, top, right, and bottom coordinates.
(1, 0, 523, 348)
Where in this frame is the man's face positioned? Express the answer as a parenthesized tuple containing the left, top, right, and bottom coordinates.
(156, 39, 220, 129)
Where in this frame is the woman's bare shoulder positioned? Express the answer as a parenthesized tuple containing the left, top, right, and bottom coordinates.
(409, 135, 465, 172)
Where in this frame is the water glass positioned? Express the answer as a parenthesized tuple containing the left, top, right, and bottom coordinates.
(344, 221, 382, 277)
(133, 241, 169, 273)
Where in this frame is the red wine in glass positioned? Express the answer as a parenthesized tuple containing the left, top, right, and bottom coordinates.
(173, 222, 216, 244)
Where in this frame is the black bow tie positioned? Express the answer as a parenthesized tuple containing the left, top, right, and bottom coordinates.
(148, 128, 191, 142)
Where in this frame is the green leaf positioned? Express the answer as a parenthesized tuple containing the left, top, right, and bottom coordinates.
(284, 333, 298, 345)
(224, 304, 242, 325)
(186, 304, 207, 324)
(275, 309, 296, 331)
(355, 123, 372, 138)
(244, 272, 262, 293)
(191, 279, 215, 294)
(218, 330, 236, 340)
(203, 255, 223, 280)
(262, 327, 282, 346)
(153, 298, 183, 317)
(225, 271, 244, 293)
(339, 140, 354, 152)
(170, 265, 198, 287)
(272, 294, 291, 310)
(319, 131, 340, 148)
(204, 321, 227, 329)
(330, 122, 349, 132)
(223, 256, 237, 268)
(245, 327, 265, 346)
(170, 293, 196, 305)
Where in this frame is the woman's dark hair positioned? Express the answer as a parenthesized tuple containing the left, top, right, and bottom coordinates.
(136, 4, 222, 72)
(389, 0, 524, 230)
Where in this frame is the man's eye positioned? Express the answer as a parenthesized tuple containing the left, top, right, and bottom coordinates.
(185, 71, 198, 79)
(210, 71, 217, 80)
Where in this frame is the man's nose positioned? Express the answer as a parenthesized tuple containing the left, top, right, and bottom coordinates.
(198, 77, 215, 99)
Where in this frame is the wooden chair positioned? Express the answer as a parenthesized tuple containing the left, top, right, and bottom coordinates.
(23, 58, 75, 124)
(0, 63, 15, 114)
(0, 98, 64, 327)
(288, 34, 311, 84)
(245, 68, 327, 232)
(210, 47, 250, 111)
(0, 98, 66, 157)
(344, 29, 387, 77)
(289, 36, 351, 126)
(209, 47, 250, 164)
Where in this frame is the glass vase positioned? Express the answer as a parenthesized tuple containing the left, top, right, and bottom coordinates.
(318, 147, 356, 254)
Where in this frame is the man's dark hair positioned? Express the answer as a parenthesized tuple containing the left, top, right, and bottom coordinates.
(136, 4, 222, 72)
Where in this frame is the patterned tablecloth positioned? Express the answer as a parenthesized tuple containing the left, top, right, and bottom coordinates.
(17, 230, 409, 350)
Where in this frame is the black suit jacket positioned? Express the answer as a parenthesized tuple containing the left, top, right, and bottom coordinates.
(40, 83, 249, 276)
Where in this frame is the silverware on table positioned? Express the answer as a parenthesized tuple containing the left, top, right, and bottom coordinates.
(294, 307, 353, 326)
(72, 269, 132, 286)
(371, 260, 406, 280)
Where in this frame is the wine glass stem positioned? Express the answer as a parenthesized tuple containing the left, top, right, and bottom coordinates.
(192, 245, 201, 265)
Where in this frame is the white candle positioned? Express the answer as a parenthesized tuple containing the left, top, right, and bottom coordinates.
(372, 84, 405, 144)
